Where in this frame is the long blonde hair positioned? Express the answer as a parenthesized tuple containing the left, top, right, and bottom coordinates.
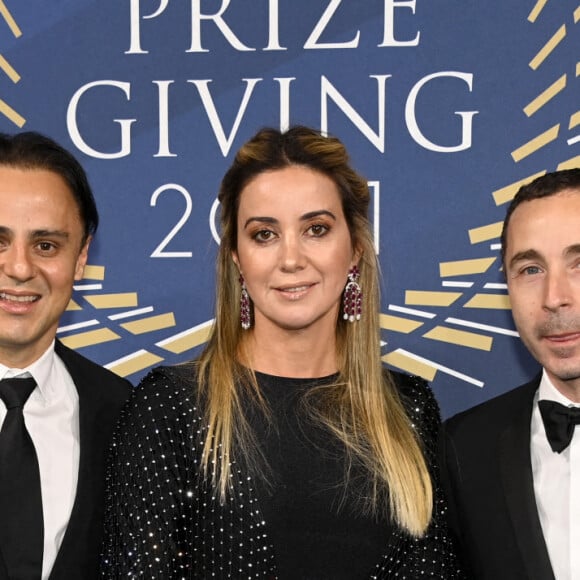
(197, 126, 432, 536)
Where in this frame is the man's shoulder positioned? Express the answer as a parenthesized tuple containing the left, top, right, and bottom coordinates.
(445, 376, 539, 437)
(55, 340, 132, 394)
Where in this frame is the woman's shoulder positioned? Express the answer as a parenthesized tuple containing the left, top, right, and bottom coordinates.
(385, 368, 441, 428)
(126, 362, 201, 417)
(387, 368, 433, 400)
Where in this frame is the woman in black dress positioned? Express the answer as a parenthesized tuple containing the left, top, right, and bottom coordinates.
(101, 126, 464, 579)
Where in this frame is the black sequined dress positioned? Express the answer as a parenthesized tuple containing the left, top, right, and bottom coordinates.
(100, 366, 465, 579)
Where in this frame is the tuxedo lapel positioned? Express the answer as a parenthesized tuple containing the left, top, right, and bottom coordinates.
(49, 342, 131, 579)
(52, 345, 102, 560)
(0, 551, 8, 580)
(498, 380, 555, 580)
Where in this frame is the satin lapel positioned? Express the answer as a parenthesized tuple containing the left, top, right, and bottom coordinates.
(498, 380, 555, 580)
(0, 549, 8, 580)
(49, 342, 103, 574)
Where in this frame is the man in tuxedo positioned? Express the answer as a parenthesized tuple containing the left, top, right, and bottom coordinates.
(441, 168, 580, 580)
(0, 132, 131, 579)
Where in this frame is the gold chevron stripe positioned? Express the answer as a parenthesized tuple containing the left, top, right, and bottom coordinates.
(405, 290, 462, 307)
(157, 324, 213, 354)
(0, 54, 19, 82)
(528, 0, 548, 22)
(121, 312, 176, 335)
(439, 257, 496, 277)
(468, 222, 502, 244)
(60, 328, 121, 349)
(66, 299, 82, 311)
(558, 156, 580, 170)
(382, 351, 437, 381)
(0, 1, 21, 37)
(380, 314, 423, 334)
(83, 265, 105, 280)
(463, 294, 511, 309)
(574, 5, 580, 23)
(84, 293, 138, 309)
(529, 25, 566, 70)
(492, 171, 546, 205)
(511, 124, 559, 162)
(107, 351, 164, 378)
(423, 326, 493, 351)
(0, 98, 24, 127)
(569, 111, 580, 130)
(524, 74, 566, 117)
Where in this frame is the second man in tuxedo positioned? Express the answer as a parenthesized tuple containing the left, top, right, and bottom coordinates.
(441, 168, 580, 580)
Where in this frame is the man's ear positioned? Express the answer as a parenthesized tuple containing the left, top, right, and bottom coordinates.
(74, 236, 91, 281)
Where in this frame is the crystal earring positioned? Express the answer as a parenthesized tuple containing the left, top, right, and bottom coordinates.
(239, 275, 251, 330)
(343, 265, 362, 322)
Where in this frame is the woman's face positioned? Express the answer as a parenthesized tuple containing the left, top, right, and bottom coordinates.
(233, 165, 358, 338)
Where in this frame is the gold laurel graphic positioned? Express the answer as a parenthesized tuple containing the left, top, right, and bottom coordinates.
(0, 1, 21, 37)
(511, 124, 560, 161)
(59, 4, 579, 386)
(382, 151, 578, 387)
(404, 291, 462, 307)
(524, 74, 566, 117)
(84, 293, 138, 309)
(439, 258, 496, 277)
(463, 294, 511, 309)
(120, 313, 176, 335)
(59, 265, 213, 377)
(60, 328, 121, 349)
(0, 54, 19, 82)
(0, 2, 24, 127)
(492, 172, 546, 204)
(380, 314, 424, 334)
(422, 326, 493, 351)
(529, 24, 566, 70)
(528, 0, 548, 23)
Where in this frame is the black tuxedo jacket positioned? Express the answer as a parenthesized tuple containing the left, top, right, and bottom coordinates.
(440, 375, 556, 580)
(0, 341, 132, 580)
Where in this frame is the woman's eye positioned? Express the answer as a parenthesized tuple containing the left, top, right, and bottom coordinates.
(309, 224, 328, 237)
(254, 230, 274, 242)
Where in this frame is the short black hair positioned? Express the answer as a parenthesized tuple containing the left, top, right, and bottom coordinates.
(0, 131, 98, 243)
(501, 168, 580, 265)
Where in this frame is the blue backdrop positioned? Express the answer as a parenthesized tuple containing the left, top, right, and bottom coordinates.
(2, 0, 579, 417)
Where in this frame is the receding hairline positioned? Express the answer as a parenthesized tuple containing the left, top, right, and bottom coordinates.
(502, 186, 580, 266)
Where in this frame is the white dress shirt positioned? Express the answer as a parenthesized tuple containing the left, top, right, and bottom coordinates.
(531, 370, 580, 580)
(0, 341, 80, 580)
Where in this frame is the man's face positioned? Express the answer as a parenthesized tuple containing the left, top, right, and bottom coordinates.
(505, 189, 580, 400)
(0, 167, 89, 367)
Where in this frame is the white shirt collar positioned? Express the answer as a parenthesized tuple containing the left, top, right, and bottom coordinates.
(0, 340, 57, 403)
(538, 369, 580, 408)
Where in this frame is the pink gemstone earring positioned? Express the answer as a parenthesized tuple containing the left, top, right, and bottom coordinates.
(343, 265, 362, 322)
(239, 275, 251, 330)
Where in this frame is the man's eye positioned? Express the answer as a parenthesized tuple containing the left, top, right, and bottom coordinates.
(38, 242, 56, 252)
(522, 265, 541, 275)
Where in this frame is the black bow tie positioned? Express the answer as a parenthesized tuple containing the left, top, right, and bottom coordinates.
(538, 400, 580, 453)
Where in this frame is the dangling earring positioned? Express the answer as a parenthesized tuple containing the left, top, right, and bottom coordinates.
(239, 275, 251, 330)
(343, 265, 362, 322)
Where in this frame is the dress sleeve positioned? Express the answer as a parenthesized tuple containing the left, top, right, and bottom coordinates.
(100, 367, 198, 579)
(393, 374, 467, 579)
